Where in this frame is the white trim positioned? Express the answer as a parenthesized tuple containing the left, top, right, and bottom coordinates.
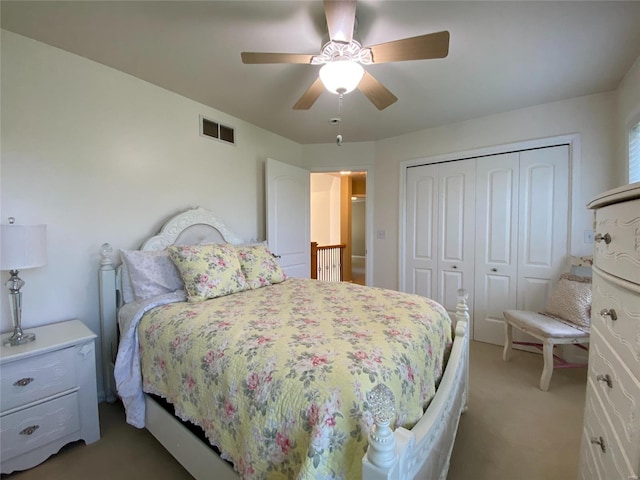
(311, 165, 374, 286)
(398, 133, 582, 298)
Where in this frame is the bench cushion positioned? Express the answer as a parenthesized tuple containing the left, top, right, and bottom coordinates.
(504, 310, 590, 339)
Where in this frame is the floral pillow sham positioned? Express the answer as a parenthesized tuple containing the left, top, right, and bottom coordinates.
(235, 243, 287, 289)
(168, 243, 249, 302)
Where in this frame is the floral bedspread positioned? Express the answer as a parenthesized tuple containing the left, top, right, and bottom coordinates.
(135, 278, 452, 479)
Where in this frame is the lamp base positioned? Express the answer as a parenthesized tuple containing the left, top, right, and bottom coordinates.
(4, 330, 36, 347)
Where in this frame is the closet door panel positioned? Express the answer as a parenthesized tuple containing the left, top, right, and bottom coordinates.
(438, 160, 475, 315)
(474, 153, 519, 344)
(517, 146, 569, 311)
(405, 166, 438, 299)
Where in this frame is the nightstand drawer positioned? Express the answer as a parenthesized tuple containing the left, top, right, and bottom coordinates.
(0, 347, 77, 413)
(0, 392, 80, 463)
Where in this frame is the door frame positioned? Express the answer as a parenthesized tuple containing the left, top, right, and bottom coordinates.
(398, 134, 582, 336)
(311, 165, 374, 286)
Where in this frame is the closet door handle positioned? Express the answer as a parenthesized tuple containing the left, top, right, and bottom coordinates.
(600, 308, 617, 321)
(594, 233, 611, 244)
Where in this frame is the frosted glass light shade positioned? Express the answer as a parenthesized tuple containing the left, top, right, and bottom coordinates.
(1, 224, 47, 270)
(319, 61, 365, 94)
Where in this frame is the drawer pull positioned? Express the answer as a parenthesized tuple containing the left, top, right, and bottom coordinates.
(590, 436, 606, 453)
(600, 308, 618, 321)
(596, 373, 613, 389)
(19, 425, 40, 436)
(594, 232, 611, 244)
(491, 268, 498, 272)
(13, 377, 34, 387)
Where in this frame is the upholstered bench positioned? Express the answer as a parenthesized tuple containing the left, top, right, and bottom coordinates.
(502, 310, 590, 391)
(502, 257, 592, 391)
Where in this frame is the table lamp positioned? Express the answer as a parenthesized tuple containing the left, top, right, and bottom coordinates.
(1, 218, 47, 346)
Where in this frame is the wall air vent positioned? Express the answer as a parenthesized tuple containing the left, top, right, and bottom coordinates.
(200, 116, 235, 145)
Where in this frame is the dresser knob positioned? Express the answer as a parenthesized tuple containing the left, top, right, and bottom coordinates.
(491, 268, 497, 272)
(13, 377, 34, 387)
(594, 232, 611, 244)
(596, 373, 613, 389)
(590, 436, 606, 453)
(452, 265, 458, 269)
(600, 308, 618, 321)
(19, 425, 40, 436)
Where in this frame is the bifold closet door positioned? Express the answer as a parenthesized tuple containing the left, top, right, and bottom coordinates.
(473, 145, 569, 344)
(404, 159, 475, 317)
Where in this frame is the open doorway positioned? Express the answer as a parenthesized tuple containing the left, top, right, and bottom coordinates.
(310, 171, 366, 285)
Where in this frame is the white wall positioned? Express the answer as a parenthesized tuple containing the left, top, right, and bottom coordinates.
(0, 30, 301, 398)
(617, 55, 640, 184)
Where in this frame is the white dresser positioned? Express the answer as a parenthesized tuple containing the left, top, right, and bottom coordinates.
(0, 320, 100, 474)
(579, 182, 640, 480)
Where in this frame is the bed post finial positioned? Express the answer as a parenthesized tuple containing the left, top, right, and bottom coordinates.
(100, 243, 114, 270)
(366, 383, 397, 469)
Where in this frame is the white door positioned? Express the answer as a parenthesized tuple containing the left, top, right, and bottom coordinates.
(266, 158, 310, 278)
(473, 145, 569, 344)
(405, 165, 439, 299)
(474, 153, 520, 343)
(517, 146, 569, 311)
(404, 159, 475, 318)
(437, 160, 476, 317)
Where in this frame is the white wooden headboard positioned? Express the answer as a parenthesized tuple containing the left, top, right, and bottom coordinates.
(98, 207, 247, 401)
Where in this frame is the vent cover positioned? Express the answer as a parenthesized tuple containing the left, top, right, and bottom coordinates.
(200, 116, 235, 145)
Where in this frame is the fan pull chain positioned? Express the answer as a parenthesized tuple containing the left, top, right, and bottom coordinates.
(336, 93, 344, 146)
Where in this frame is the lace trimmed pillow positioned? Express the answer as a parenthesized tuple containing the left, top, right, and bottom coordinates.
(544, 273, 592, 333)
(235, 243, 287, 289)
(121, 249, 184, 301)
(168, 243, 248, 302)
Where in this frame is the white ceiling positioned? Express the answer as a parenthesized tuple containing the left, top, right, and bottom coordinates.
(3, 1, 640, 145)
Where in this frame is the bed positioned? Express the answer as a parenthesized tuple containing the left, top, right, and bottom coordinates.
(98, 207, 470, 480)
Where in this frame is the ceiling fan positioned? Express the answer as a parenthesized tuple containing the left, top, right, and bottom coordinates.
(241, 0, 449, 111)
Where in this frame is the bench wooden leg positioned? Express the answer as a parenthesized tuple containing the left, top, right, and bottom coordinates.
(503, 321, 513, 362)
(540, 339, 554, 391)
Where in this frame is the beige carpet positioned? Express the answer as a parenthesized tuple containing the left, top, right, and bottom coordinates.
(2, 341, 586, 480)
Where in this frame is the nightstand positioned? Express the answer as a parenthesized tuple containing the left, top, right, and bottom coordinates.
(0, 319, 100, 474)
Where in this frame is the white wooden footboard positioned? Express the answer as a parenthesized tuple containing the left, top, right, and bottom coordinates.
(363, 290, 469, 480)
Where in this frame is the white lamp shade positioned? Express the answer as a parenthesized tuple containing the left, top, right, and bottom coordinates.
(319, 61, 365, 94)
(1, 224, 47, 270)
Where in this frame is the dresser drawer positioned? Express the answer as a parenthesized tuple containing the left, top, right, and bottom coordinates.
(588, 334, 640, 467)
(591, 271, 640, 381)
(581, 384, 637, 480)
(0, 392, 80, 462)
(0, 347, 77, 413)
(593, 197, 640, 284)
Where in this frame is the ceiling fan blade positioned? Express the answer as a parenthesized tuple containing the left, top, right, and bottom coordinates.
(369, 31, 450, 64)
(293, 78, 325, 110)
(357, 71, 397, 110)
(324, 0, 356, 44)
(241, 52, 314, 64)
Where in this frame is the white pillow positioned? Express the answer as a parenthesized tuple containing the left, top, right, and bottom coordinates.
(120, 249, 184, 301)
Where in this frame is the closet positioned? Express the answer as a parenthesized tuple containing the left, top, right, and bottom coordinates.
(404, 145, 569, 344)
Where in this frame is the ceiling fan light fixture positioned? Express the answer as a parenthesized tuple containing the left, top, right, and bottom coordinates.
(319, 60, 364, 95)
